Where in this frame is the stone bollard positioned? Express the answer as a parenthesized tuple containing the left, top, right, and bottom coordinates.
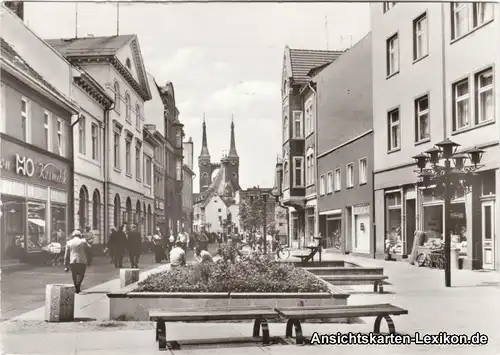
(120, 268, 140, 288)
(45, 284, 75, 322)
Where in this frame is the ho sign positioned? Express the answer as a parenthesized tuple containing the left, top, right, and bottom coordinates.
(16, 154, 35, 177)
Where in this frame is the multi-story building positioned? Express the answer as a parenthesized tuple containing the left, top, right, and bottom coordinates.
(279, 46, 343, 248)
(46, 34, 153, 235)
(181, 137, 195, 234)
(1, 5, 78, 264)
(193, 118, 241, 234)
(142, 127, 157, 236)
(158, 82, 184, 235)
(315, 33, 374, 256)
(371, 2, 499, 270)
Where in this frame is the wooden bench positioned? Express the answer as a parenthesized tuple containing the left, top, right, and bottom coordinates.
(292, 247, 318, 263)
(275, 303, 408, 344)
(149, 306, 280, 350)
(320, 274, 389, 293)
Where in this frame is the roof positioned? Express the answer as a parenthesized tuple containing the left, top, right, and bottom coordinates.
(0, 38, 73, 109)
(195, 164, 241, 206)
(288, 48, 343, 84)
(307, 62, 333, 78)
(45, 35, 134, 57)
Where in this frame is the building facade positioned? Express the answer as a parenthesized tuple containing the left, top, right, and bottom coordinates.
(0, 8, 78, 264)
(193, 118, 241, 234)
(142, 127, 157, 236)
(315, 33, 375, 256)
(158, 83, 184, 235)
(182, 137, 195, 234)
(371, 2, 499, 269)
(280, 46, 343, 248)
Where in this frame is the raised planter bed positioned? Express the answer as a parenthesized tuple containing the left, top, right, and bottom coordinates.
(276, 260, 359, 268)
(107, 286, 349, 321)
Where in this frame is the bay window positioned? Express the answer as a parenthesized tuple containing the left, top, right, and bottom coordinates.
(293, 157, 304, 187)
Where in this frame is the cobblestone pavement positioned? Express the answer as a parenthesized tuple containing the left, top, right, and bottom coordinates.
(1, 252, 499, 354)
(1, 244, 216, 320)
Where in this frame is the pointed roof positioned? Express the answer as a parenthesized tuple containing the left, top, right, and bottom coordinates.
(199, 115, 210, 158)
(287, 47, 344, 84)
(228, 116, 238, 158)
(45, 34, 151, 101)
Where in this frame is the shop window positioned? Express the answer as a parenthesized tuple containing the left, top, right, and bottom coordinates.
(481, 170, 496, 196)
(27, 202, 46, 252)
(422, 204, 443, 239)
(385, 192, 402, 250)
(51, 204, 67, 243)
(1, 196, 25, 259)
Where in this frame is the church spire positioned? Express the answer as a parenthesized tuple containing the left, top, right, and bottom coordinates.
(228, 114, 238, 158)
(199, 113, 210, 158)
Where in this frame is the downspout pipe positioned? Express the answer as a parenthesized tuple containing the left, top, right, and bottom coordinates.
(69, 112, 83, 233)
(308, 81, 320, 246)
(103, 102, 115, 244)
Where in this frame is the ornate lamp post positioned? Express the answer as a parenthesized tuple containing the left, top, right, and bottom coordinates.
(412, 138, 484, 287)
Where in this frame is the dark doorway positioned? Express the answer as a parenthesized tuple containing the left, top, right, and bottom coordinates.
(405, 199, 416, 256)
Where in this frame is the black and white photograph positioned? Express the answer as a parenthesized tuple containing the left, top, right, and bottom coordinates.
(0, 0, 499, 354)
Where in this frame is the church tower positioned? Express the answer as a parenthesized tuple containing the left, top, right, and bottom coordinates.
(225, 117, 240, 186)
(198, 115, 212, 193)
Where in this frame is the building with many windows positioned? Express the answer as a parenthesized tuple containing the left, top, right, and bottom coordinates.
(372, 2, 499, 269)
(280, 46, 343, 248)
(46, 34, 154, 236)
(315, 33, 374, 256)
(181, 137, 195, 234)
(1, 5, 78, 264)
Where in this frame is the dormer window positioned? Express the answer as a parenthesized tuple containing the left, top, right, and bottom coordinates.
(126, 58, 131, 69)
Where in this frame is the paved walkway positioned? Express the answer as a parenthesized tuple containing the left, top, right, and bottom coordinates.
(2, 251, 500, 354)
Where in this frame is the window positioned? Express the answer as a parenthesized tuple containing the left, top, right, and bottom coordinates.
(387, 109, 400, 150)
(292, 111, 303, 139)
(114, 81, 120, 111)
(135, 104, 140, 129)
(126, 58, 131, 69)
(144, 155, 152, 186)
(27, 202, 46, 252)
(413, 13, 428, 60)
(125, 93, 131, 120)
(283, 115, 289, 142)
(283, 160, 289, 188)
(386, 34, 399, 76)
(335, 168, 341, 191)
(306, 148, 314, 186)
(383, 2, 395, 13)
(415, 95, 430, 142)
(43, 111, 51, 150)
(359, 158, 367, 185)
(136, 143, 141, 180)
(451, 3, 493, 40)
(57, 118, 64, 156)
(92, 190, 100, 231)
(125, 138, 132, 175)
(327, 172, 333, 194)
(21, 98, 29, 142)
(346, 163, 354, 188)
(91, 123, 99, 160)
(476, 68, 494, 124)
(78, 117, 86, 154)
(452, 79, 470, 131)
(113, 132, 120, 169)
(293, 157, 304, 187)
(319, 174, 325, 195)
(305, 98, 314, 135)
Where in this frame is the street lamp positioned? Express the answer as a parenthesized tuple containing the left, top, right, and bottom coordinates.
(412, 138, 484, 287)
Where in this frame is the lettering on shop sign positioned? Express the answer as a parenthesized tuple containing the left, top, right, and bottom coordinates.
(15, 154, 67, 184)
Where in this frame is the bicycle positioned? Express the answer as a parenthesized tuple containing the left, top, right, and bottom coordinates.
(275, 244, 290, 260)
(416, 246, 445, 269)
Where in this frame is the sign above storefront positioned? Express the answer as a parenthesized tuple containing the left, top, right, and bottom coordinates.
(353, 204, 370, 215)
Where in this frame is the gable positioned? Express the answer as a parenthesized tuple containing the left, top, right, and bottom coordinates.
(117, 44, 140, 83)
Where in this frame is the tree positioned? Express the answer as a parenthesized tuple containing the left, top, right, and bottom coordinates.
(239, 198, 266, 233)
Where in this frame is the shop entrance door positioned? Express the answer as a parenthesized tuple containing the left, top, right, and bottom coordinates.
(481, 200, 495, 270)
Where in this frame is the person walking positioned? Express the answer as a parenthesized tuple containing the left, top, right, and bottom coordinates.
(152, 228, 165, 263)
(107, 227, 118, 264)
(64, 230, 92, 294)
(169, 241, 186, 268)
(113, 224, 128, 268)
(127, 223, 142, 268)
(177, 230, 188, 251)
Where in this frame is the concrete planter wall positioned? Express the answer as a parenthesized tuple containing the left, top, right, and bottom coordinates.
(107, 287, 349, 321)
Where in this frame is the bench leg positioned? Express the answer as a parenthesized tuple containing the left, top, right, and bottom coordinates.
(253, 318, 270, 345)
(374, 281, 384, 293)
(156, 320, 167, 350)
(373, 315, 396, 334)
(285, 319, 304, 345)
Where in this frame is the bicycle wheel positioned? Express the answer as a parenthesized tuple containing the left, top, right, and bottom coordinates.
(278, 248, 290, 260)
(436, 256, 445, 269)
(416, 253, 427, 267)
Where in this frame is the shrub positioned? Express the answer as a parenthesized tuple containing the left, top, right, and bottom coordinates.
(135, 246, 329, 293)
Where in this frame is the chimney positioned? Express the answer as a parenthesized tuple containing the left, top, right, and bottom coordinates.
(5, 2, 24, 21)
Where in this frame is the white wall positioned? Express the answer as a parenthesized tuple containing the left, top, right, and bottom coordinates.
(144, 72, 164, 132)
(1, 6, 73, 98)
(204, 195, 227, 234)
(143, 142, 154, 199)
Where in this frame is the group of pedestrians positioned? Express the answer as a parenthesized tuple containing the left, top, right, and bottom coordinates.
(106, 223, 142, 268)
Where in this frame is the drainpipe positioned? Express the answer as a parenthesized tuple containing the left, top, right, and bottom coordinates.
(441, 3, 447, 139)
(372, 170, 376, 259)
(308, 81, 320, 247)
(69, 113, 83, 233)
(103, 102, 115, 244)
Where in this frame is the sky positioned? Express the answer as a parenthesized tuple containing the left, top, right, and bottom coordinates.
(24, 1, 370, 193)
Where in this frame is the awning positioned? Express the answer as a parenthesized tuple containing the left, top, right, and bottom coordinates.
(28, 218, 46, 228)
(319, 209, 342, 216)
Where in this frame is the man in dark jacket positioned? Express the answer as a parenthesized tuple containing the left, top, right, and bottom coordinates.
(109, 225, 127, 268)
(127, 224, 142, 268)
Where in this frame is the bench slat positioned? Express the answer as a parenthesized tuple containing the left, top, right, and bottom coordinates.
(150, 309, 280, 322)
(320, 275, 388, 281)
(170, 336, 264, 346)
(275, 304, 408, 319)
(150, 306, 270, 314)
(276, 303, 399, 312)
